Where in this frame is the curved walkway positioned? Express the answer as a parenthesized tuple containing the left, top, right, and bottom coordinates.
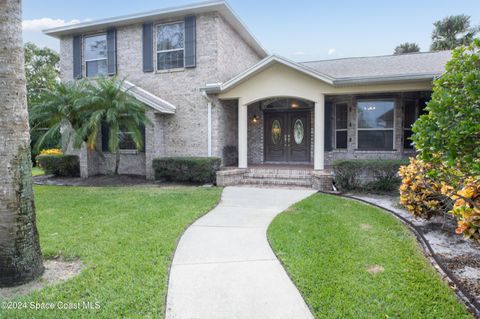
(166, 186, 316, 319)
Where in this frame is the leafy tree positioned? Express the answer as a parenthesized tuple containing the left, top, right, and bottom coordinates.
(24, 42, 59, 106)
(394, 42, 420, 54)
(76, 77, 150, 175)
(412, 38, 480, 175)
(0, 0, 44, 286)
(24, 42, 61, 157)
(431, 15, 479, 51)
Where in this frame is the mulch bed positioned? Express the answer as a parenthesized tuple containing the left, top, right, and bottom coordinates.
(33, 174, 210, 187)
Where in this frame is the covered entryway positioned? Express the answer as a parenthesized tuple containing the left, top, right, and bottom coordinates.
(263, 98, 311, 163)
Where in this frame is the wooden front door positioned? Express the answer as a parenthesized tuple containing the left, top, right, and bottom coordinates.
(264, 111, 311, 163)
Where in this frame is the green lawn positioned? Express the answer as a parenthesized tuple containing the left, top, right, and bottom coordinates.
(31, 167, 44, 176)
(1, 185, 222, 319)
(268, 193, 472, 319)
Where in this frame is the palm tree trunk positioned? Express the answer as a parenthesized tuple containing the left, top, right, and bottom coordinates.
(0, 0, 44, 287)
(115, 151, 120, 175)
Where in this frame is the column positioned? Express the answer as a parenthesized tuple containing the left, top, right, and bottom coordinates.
(314, 95, 325, 170)
(238, 101, 248, 169)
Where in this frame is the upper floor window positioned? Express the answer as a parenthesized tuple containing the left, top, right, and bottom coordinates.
(84, 34, 108, 77)
(335, 103, 348, 149)
(357, 100, 395, 150)
(157, 22, 185, 70)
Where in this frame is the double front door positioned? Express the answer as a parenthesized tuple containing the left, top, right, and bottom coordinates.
(264, 111, 311, 163)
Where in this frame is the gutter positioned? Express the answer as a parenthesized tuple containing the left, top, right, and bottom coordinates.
(202, 91, 213, 157)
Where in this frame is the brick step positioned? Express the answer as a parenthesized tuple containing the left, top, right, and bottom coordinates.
(240, 177, 312, 187)
(244, 172, 312, 180)
(246, 169, 312, 176)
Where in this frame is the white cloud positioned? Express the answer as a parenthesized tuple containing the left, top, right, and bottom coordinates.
(292, 51, 305, 56)
(22, 18, 90, 31)
(328, 48, 336, 55)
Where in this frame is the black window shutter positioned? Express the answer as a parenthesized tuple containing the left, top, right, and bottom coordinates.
(107, 28, 117, 75)
(184, 15, 196, 68)
(73, 35, 82, 79)
(324, 102, 333, 151)
(142, 23, 154, 72)
(101, 122, 109, 152)
(141, 124, 146, 152)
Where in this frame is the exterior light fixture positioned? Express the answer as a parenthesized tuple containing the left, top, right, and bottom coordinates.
(291, 102, 299, 108)
(252, 115, 258, 123)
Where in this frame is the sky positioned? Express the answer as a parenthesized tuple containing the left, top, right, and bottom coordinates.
(22, 0, 480, 61)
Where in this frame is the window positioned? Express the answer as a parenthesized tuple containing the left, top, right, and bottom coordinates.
(403, 98, 428, 149)
(157, 22, 185, 70)
(335, 103, 348, 149)
(357, 100, 394, 150)
(84, 34, 108, 77)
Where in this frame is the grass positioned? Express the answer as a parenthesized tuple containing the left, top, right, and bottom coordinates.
(1, 185, 222, 319)
(31, 167, 44, 176)
(268, 193, 472, 319)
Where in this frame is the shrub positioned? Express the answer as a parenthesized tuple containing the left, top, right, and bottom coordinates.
(152, 157, 221, 184)
(442, 177, 480, 241)
(36, 154, 80, 177)
(333, 159, 408, 192)
(399, 157, 451, 219)
(412, 39, 480, 176)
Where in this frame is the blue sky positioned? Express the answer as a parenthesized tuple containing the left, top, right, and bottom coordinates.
(22, 0, 480, 61)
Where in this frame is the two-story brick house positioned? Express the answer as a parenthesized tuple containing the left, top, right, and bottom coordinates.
(44, 0, 451, 189)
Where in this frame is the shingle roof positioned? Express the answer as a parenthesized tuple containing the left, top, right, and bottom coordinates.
(301, 51, 451, 80)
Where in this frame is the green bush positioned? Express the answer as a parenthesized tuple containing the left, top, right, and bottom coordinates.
(152, 157, 221, 184)
(333, 159, 408, 192)
(36, 154, 80, 177)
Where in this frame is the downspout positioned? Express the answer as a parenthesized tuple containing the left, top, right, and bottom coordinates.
(202, 91, 212, 157)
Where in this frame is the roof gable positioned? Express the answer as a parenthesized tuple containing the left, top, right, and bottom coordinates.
(43, 0, 267, 58)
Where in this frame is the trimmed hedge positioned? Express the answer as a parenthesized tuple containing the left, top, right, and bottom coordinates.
(333, 159, 408, 192)
(152, 157, 221, 184)
(36, 154, 80, 177)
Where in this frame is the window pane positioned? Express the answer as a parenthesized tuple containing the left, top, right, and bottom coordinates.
(357, 101, 394, 129)
(119, 132, 137, 150)
(358, 130, 393, 149)
(84, 34, 107, 60)
(157, 50, 184, 70)
(404, 100, 416, 128)
(335, 103, 348, 129)
(86, 60, 108, 77)
(404, 129, 414, 149)
(157, 23, 184, 51)
(336, 131, 347, 149)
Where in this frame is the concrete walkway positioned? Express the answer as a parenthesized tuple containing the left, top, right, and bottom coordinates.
(166, 186, 316, 319)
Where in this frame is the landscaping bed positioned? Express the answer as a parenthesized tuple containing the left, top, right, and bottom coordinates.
(268, 193, 473, 318)
(0, 185, 222, 318)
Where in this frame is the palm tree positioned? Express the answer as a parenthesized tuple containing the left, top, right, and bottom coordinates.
(30, 80, 89, 152)
(78, 77, 150, 175)
(431, 15, 479, 51)
(394, 42, 420, 55)
(0, 0, 44, 286)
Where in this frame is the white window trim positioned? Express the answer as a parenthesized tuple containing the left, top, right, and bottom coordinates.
(83, 32, 108, 78)
(155, 21, 186, 71)
(355, 99, 396, 150)
(334, 102, 348, 149)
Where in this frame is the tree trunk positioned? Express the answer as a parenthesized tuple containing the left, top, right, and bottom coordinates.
(115, 151, 120, 175)
(0, 0, 44, 287)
